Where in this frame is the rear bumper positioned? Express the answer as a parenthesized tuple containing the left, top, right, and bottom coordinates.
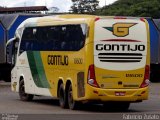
(83, 85, 148, 102)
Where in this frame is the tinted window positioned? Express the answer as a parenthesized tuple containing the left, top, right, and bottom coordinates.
(20, 24, 87, 53)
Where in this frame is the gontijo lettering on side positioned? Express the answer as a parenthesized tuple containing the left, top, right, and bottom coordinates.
(47, 55, 68, 66)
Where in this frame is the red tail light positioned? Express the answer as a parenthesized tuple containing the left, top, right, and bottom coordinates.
(140, 65, 150, 88)
(140, 18, 145, 22)
(95, 17, 100, 21)
(87, 64, 99, 88)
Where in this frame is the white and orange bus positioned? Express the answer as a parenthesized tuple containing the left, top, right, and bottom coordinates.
(9, 15, 150, 110)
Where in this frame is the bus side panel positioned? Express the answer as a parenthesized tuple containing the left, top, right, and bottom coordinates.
(11, 52, 52, 96)
(40, 50, 86, 98)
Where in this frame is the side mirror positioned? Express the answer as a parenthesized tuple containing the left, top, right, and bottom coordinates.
(6, 37, 17, 47)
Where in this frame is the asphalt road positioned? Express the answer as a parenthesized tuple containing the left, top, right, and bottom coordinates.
(0, 82, 160, 120)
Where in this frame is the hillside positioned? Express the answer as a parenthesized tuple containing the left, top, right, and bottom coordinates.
(96, 0, 160, 18)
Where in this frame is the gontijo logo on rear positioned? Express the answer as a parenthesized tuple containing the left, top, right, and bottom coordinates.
(104, 23, 137, 37)
(96, 23, 145, 63)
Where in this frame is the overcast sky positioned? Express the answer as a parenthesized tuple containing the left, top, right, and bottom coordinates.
(0, 0, 117, 12)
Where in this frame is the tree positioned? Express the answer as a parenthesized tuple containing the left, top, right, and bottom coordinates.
(70, 0, 99, 14)
(96, 0, 160, 18)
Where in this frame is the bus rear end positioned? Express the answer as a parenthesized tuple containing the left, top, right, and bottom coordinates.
(87, 17, 150, 107)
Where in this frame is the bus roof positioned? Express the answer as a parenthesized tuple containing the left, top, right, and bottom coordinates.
(17, 14, 146, 29)
(17, 14, 94, 29)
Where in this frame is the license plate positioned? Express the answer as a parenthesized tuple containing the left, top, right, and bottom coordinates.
(115, 92, 126, 96)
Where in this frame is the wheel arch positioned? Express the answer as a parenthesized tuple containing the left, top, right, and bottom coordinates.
(19, 74, 25, 84)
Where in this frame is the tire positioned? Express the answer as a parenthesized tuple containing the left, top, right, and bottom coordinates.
(67, 84, 79, 110)
(58, 84, 67, 108)
(19, 79, 34, 101)
(103, 102, 130, 111)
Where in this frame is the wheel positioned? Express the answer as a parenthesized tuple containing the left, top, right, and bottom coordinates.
(67, 84, 79, 110)
(19, 79, 34, 101)
(103, 102, 130, 111)
(58, 84, 67, 108)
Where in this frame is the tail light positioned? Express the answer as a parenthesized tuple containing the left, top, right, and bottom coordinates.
(140, 18, 145, 22)
(140, 65, 150, 88)
(87, 64, 99, 88)
(95, 17, 100, 21)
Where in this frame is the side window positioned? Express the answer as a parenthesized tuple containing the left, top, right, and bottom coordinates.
(66, 24, 86, 51)
(54, 24, 87, 51)
(19, 24, 88, 52)
(41, 24, 87, 51)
